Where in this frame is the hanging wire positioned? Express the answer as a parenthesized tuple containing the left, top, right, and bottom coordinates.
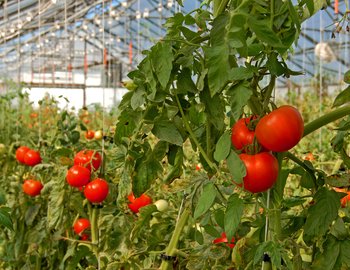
(261, 189, 271, 270)
(319, 11, 323, 155)
(38, 0, 42, 147)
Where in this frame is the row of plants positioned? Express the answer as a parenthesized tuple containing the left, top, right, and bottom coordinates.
(1, 0, 350, 269)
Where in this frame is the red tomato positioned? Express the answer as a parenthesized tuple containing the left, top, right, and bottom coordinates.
(80, 233, 90, 241)
(73, 218, 90, 235)
(239, 152, 279, 193)
(66, 165, 91, 187)
(304, 152, 315, 161)
(128, 193, 152, 213)
(334, 188, 350, 208)
(23, 150, 42, 166)
(16, 146, 30, 164)
(255, 105, 304, 152)
(74, 150, 102, 171)
(231, 117, 256, 152)
(22, 179, 43, 197)
(213, 232, 235, 248)
(85, 130, 95, 140)
(84, 178, 109, 203)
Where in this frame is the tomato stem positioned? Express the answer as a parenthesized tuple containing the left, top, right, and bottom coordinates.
(88, 203, 99, 258)
(160, 207, 190, 270)
(303, 105, 350, 137)
(262, 75, 276, 112)
(174, 94, 218, 172)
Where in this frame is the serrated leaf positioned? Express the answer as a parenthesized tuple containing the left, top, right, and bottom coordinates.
(133, 158, 163, 196)
(333, 86, 350, 108)
(130, 205, 157, 240)
(25, 204, 41, 226)
(304, 188, 340, 242)
(224, 194, 244, 240)
(114, 108, 141, 145)
(130, 88, 145, 110)
(214, 132, 231, 162)
(194, 182, 217, 219)
(226, 150, 246, 184)
(152, 120, 183, 146)
(228, 82, 253, 121)
(253, 241, 282, 267)
(229, 67, 255, 81)
(326, 173, 350, 188)
(248, 18, 284, 48)
(0, 207, 13, 231)
(150, 42, 174, 89)
(177, 68, 197, 94)
(312, 235, 340, 270)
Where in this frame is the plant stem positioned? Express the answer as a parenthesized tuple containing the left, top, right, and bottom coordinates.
(262, 75, 276, 111)
(303, 105, 350, 137)
(213, 0, 229, 17)
(160, 208, 190, 270)
(174, 94, 218, 172)
(88, 204, 99, 256)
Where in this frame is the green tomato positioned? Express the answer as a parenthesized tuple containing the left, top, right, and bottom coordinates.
(154, 199, 169, 212)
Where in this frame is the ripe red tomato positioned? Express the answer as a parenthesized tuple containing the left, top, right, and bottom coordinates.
(213, 232, 235, 248)
(73, 218, 90, 235)
(84, 178, 109, 203)
(334, 188, 350, 208)
(74, 150, 102, 171)
(128, 193, 152, 213)
(231, 117, 256, 151)
(239, 152, 279, 193)
(85, 130, 95, 140)
(304, 152, 315, 161)
(80, 233, 90, 241)
(22, 179, 43, 197)
(23, 149, 42, 166)
(16, 146, 30, 164)
(255, 105, 304, 152)
(66, 165, 91, 187)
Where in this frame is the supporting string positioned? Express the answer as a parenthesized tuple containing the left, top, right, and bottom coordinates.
(38, 0, 42, 147)
(261, 189, 271, 270)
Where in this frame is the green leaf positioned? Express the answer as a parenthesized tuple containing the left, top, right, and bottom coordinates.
(150, 42, 174, 89)
(330, 218, 348, 240)
(176, 68, 197, 94)
(340, 239, 350, 267)
(325, 173, 350, 188)
(25, 204, 41, 226)
(130, 205, 157, 240)
(131, 88, 145, 110)
(248, 18, 283, 47)
(152, 120, 184, 146)
(194, 182, 217, 219)
(228, 82, 253, 121)
(273, 169, 289, 201)
(312, 235, 341, 270)
(229, 67, 255, 81)
(344, 70, 350, 84)
(253, 241, 282, 267)
(304, 188, 340, 242)
(200, 91, 225, 131)
(133, 158, 163, 196)
(114, 108, 142, 145)
(153, 140, 168, 161)
(304, 0, 314, 16)
(224, 194, 244, 240)
(205, 44, 230, 96)
(226, 150, 246, 184)
(68, 130, 80, 144)
(214, 131, 231, 162)
(287, 0, 301, 31)
(332, 86, 350, 108)
(0, 207, 13, 231)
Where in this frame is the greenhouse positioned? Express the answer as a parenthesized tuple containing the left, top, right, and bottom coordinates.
(1, 0, 350, 269)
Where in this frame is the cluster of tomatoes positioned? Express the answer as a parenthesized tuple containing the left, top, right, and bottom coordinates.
(85, 130, 103, 140)
(16, 146, 43, 197)
(231, 105, 304, 193)
(73, 218, 91, 240)
(66, 150, 109, 204)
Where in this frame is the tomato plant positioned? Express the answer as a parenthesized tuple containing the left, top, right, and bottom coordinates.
(15, 146, 30, 164)
(23, 149, 42, 166)
(84, 178, 109, 203)
(238, 152, 279, 193)
(66, 165, 91, 187)
(128, 193, 153, 213)
(73, 218, 90, 235)
(74, 150, 102, 171)
(22, 179, 43, 197)
(255, 105, 304, 152)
